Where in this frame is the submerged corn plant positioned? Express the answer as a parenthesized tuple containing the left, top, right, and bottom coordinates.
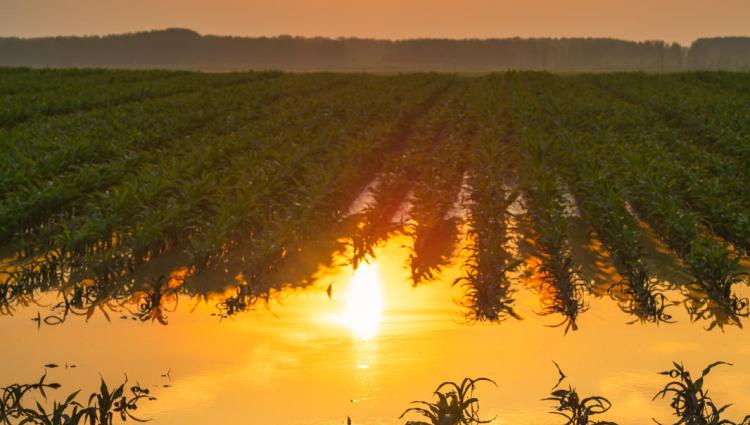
(504, 83, 589, 333)
(521, 159, 589, 334)
(653, 361, 750, 425)
(450, 78, 526, 323)
(352, 127, 432, 269)
(682, 241, 750, 331)
(409, 216, 460, 285)
(213, 253, 277, 319)
(399, 377, 496, 425)
(555, 140, 675, 325)
(455, 145, 521, 322)
(0, 73, 454, 327)
(608, 276, 674, 325)
(408, 144, 467, 284)
(545, 362, 617, 425)
(0, 373, 154, 425)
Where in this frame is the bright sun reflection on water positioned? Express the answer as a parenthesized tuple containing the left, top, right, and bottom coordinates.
(343, 261, 383, 340)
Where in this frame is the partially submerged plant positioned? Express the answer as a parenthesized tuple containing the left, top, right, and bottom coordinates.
(400, 377, 496, 425)
(608, 275, 675, 325)
(545, 362, 617, 425)
(653, 361, 750, 425)
(520, 137, 589, 334)
(0, 373, 154, 425)
(682, 241, 750, 330)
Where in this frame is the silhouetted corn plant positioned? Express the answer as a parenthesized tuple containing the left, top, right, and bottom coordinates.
(545, 363, 617, 425)
(653, 361, 750, 425)
(400, 377, 496, 425)
(0, 373, 154, 425)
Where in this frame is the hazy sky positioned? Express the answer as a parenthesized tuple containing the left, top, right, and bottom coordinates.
(2, 0, 749, 45)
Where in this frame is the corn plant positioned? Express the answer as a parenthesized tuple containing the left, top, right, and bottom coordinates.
(407, 88, 469, 286)
(399, 377, 496, 425)
(0, 373, 154, 425)
(545, 363, 617, 425)
(454, 93, 522, 322)
(521, 152, 588, 333)
(653, 361, 750, 425)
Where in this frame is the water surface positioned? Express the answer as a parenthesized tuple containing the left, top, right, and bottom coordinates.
(2, 227, 750, 425)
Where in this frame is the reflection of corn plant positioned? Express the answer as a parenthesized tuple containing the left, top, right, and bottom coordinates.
(682, 242, 750, 330)
(507, 71, 748, 330)
(0, 373, 154, 425)
(400, 377, 496, 425)
(653, 361, 750, 425)
(609, 277, 673, 324)
(455, 160, 521, 322)
(557, 144, 674, 325)
(0, 271, 31, 317)
(214, 265, 272, 318)
(606, 126, 748, 329)
(42, 279, 129, 326)
(351, 169, 411, 270)
(454, 88, 522, 323)
(2, 73, 450, 327)
(409, 217, 460, 286)
(520, 136, 588, 334)
(407, 90, 468, 286)
(545, 363, 617, 425)
(129, 275, 180, 325)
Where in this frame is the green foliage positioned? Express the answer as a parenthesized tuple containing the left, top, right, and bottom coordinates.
(2, 69, 750, 332)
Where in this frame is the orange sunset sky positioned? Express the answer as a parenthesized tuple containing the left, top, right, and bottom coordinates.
(1, 0, 749, 45)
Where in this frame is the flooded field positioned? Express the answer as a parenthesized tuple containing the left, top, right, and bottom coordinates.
(2, 221, 750, 424)
(2, 69, 750, 424)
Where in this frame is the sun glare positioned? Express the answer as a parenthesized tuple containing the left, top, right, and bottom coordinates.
(344, 261, 384, 340)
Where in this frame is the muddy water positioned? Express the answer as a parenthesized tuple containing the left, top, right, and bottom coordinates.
(2, 227, 750, 424)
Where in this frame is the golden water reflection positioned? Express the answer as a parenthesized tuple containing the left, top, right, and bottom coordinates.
(1, 232, 750, 425)
(341, 261, 383, 340)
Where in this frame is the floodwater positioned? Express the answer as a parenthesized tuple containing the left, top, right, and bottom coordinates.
(2, 219, 750, 425)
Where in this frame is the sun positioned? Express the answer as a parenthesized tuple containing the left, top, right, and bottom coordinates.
(343, 261, 384, 340)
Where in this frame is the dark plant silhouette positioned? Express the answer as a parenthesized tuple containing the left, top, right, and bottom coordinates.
(545, 362, 617, 425)
(653, 361, 750, 425)
(400, 377, 496, 425)
(0, 373, 154, 425)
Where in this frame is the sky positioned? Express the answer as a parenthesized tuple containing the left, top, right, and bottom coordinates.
(2, 0, 749, 45)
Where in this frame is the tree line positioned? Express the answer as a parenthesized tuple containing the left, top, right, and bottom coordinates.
(0, 28, 748, 71)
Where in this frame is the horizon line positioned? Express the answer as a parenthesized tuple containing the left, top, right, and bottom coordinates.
(3, 27, 750, 47)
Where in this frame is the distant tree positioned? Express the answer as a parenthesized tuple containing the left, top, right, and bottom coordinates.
(1, 28, 748, 71)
